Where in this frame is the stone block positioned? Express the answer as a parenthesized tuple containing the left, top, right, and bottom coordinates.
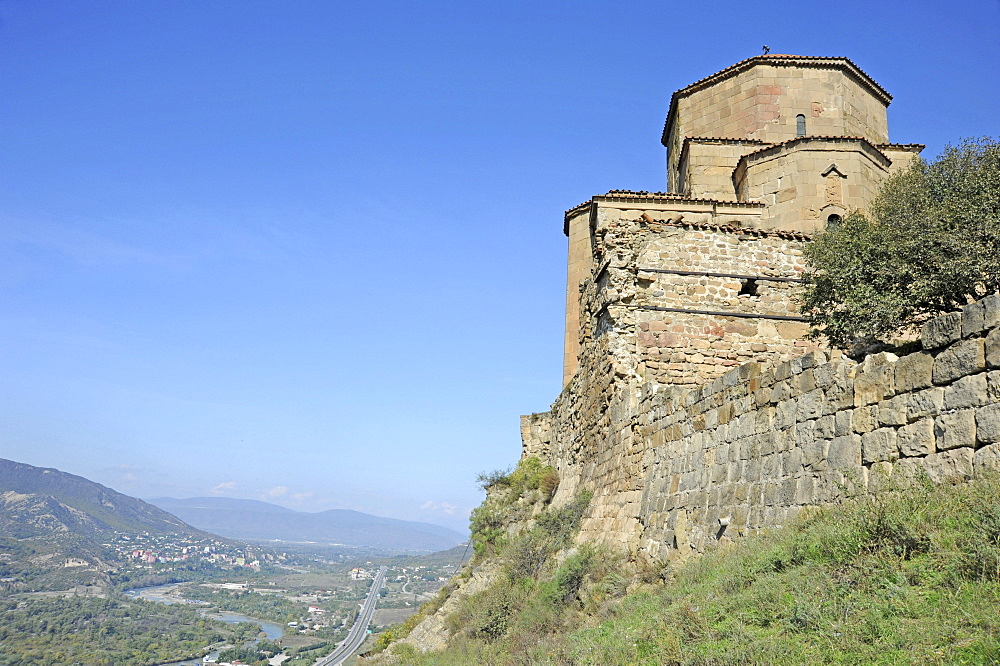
(976, 403, 1000, 444)
(943, 374, 988, 410)
(825, 380, 855, 413)
(794, 475, 815, 504)
(801, 438, 829, 471)
(774, 429, 794, 454)
(868, 461, 894, 492)
(962, 299, 987, 337)
(922, 311, 962, 349)
(974, 443, 1000, 475)
(760, 432, 779, 456)
(834, 410, 852, 436)
(798, 389, 825, 420)
(906, 387, 945, 422)
(763, 480, 779, 506)
(778, 477, 796, 505)
(770, 381, 791, 404)
(934, 410, 976, 451)
(897, 419, 935, 457)
(783, 447, 803, 474)
(862, 427, 898, 464)
(988, 327, 1000, 369)
(854, 357, 896, 407)
(894, 352, 933, 393)
(877, 395, 908, 427)
(815, 414, 835, 439)
(753, 388, 770, 407)
(829, 434, 862, 470)
(799, 351, 824, 371)
(775, 361, 793, 382)
(852, 405, 878, 434)
(794, 420, 816, 446)
(813, 362, 837, 389)
(793, 369, 816, 394)
(933, 338, 985, 385)
(920, 447, 974, 483)
(990, 371, 1000, 402)
(892, 457, 924, 488)
(982, 294, 1000, 329)
(775, 398, 797, 430)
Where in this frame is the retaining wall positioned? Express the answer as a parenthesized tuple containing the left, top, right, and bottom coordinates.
(524, 294, 1000, 561)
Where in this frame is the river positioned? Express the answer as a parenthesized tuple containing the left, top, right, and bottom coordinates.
(126, 583, 285, 665)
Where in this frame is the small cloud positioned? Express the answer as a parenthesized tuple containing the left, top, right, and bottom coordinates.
(114, 465, 139, 482)
(420, 501, 457, 516)
(266, 486, 288, 498)
(97, 463, 153, 485)
(291, 492, 314, 503)
(211, 481, 238, 495)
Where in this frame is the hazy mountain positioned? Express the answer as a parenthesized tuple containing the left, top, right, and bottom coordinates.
(0, 458, 206, 540)
(149, 496, 466, 553)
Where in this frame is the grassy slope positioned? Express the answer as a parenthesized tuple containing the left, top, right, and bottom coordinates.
(379, 473, 1000, 665)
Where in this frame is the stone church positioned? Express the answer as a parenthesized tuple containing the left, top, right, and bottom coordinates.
(511, 55, 987, 557)
(561, 55, 924, 388)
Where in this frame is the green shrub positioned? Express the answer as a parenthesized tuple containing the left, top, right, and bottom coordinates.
(469, 501, 507, 557)
(546, 550, 591, 605)
(447, 577, 526, 642)
(469, 458, 563, 558)
(506, 456, 559, 499)
(475, 467, 513, 491)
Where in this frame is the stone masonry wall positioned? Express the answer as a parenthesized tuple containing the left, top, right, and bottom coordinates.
(524, 295, 1000, 562)
(633, 223, 820, 386)
(585, 213, 822, 389)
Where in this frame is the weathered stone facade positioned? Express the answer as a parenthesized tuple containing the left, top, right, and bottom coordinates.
(527, 296, 1000, 561)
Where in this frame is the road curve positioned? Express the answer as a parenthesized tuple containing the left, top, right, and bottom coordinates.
(315, 565, 387, 666)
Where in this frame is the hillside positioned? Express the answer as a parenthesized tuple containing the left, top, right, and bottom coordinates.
(0, 458, 215, 591)
(366, 461, 1000, 664)
(149, 496, 466, 553)
(0, 459, 204, 540)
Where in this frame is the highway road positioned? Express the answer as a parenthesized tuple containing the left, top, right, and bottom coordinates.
(315, 565, 387, 666)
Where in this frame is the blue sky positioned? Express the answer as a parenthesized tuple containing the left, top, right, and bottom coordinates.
(1, 1, 998, 532)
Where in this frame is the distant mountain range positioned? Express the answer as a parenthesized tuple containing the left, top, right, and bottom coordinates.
(0, 455, 463, 568)
(148, 496, 466, 553)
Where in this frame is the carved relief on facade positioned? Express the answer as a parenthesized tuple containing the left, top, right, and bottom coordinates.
(821, 164, 846, 206)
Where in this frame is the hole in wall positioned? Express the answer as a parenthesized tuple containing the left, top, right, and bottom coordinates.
(738, 278, 759, 297)
(827, 213, 842, 228)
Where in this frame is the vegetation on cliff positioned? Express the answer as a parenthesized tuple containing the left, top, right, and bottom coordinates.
(470, 457, 560, 558)
(802, 137, 1000, 348)
(374, 473, 1000, 664)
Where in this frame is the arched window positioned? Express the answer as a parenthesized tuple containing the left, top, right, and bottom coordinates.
(827, 214, 842, 228)
(796, 114, 806, 137)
